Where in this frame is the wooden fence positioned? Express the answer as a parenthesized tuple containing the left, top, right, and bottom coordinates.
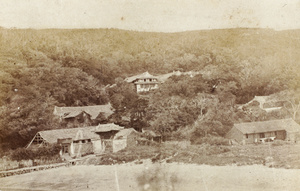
(0, 162, 68, 178)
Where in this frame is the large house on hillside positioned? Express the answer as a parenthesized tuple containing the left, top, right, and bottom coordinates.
(125, 71, 202, 93)
(53, 104, 114, 127)
(26, 123, 125, 158)
(226, 118, 300, 144)
(125, 72, 159, 93)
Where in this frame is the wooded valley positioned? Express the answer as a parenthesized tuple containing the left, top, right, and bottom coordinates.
(1, 28, 300, 151)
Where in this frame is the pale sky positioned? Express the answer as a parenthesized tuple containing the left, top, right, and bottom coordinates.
(1, 0, 300, 32)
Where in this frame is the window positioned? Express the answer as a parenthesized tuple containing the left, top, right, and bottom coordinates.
(259, 133, 265, 138)
(62, 145, 69, 154)
(246, 134, 248, 139)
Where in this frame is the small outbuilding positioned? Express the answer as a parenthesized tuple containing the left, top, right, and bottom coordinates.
(113, 128, 140, 152)
(94, 123, 124, 153)
(226, 118, 300, 144)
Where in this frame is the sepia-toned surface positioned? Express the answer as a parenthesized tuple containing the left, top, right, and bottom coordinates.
(1, 0, 300, 32)
(1, 0, 300, 191)
(0, 163, 300, 191)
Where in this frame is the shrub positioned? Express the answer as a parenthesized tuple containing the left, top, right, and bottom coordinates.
(272, 140, 288, 146)
(11, 148, 34, 161)
(10, 144, 61, 161)
(191, 136, 230, 146)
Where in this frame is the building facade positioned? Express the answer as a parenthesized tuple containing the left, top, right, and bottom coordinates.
(125, 72, 159, 93)
(27, 123, 125, 158)
(226, 118, 300, 144)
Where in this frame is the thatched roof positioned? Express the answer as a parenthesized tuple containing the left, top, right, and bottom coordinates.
(125, 72, 158, 83)
(114, 128, 139, 140)
(38, 126, 99, 144)
(94, 123, 124, 133)
(234, 118, 300, 134)
(53, 103, 114, 119)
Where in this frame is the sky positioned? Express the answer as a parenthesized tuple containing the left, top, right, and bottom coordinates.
(1, 0, 300, 32)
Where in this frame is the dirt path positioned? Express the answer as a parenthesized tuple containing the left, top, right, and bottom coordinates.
(0, 162, 299, 191)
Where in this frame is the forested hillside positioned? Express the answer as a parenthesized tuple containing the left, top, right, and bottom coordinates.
(1, 28, 300, 151)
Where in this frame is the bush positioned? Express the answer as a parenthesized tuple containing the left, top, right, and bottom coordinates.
(191, 136, 230, 146)
(11, 148, 34, 161)
(272, 140, 288, 146)
(10, 144, 61, 161)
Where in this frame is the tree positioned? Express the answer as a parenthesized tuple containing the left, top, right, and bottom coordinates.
(276, 90, 300, 120)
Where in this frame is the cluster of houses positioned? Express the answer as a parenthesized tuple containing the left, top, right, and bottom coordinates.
(26, 71, 300, 159)
(26, 123, 146, 158)
(27, 89, 161, 158)
(27, 121, 161, 158)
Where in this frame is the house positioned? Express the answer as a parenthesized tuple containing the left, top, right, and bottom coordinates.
(26, 126, 102, 158)
(27, 123, 125, 158)
(113, 128, 140, 152)
(125, 71, 202, 93)
(125, 72, 159, 93)
(53, 103, 114, 126)
(226, 118, 300, 144)
(239, 96, 284, 113)
(94, 123, 124, 153)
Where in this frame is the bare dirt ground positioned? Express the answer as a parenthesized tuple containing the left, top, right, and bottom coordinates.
(0, 161, 300, 191)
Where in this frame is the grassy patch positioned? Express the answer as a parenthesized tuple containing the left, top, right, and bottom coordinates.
(80, 142, 300, 169)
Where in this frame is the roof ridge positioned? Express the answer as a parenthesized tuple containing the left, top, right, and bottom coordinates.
(39, 126, 97, 133)
(54, 104, 111, 109)
(234, 118, 293, 125)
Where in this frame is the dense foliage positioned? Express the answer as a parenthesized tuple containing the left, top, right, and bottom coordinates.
(1, 28, 300, 150)
(10, 144, 61, 161)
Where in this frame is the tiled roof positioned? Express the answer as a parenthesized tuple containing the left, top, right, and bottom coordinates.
(125, 72, 158, 83)
(114, 128, 139, 139)
(38, 126, 99, 144)
(125, 71, 201, 83)
(234, 118, 300, 134)
(53, 103, 114, 119)
(94, 123, 124, 133)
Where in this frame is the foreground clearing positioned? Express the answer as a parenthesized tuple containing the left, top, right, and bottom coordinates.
(0, 162, 299, 191)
